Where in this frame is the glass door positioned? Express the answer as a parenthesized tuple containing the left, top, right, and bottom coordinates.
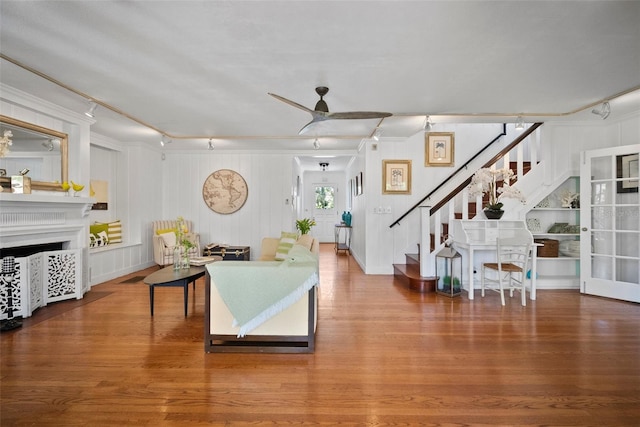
(580, 145, 639, 302)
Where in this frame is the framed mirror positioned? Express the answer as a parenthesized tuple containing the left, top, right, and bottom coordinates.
(0, 115, 68, 192)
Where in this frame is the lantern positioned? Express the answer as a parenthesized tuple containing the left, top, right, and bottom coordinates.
(436, 243, 462, 297)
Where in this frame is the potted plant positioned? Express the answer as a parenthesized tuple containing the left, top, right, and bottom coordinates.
(295, 218, 316, 235)
(468, 167, 526, 219)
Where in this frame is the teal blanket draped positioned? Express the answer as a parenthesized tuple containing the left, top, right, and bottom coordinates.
(206, 245, 319, 337)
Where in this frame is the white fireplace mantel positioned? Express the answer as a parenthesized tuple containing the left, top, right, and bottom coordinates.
(0, 193, 93, 249)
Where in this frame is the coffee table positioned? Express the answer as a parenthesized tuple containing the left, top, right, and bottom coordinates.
(144, 261, 219, 316)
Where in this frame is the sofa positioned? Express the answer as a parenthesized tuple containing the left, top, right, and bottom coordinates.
(152, 219, 201, 267)
(204, 234, 320, 353)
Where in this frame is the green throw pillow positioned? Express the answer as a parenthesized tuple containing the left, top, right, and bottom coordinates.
(275, 231, 298, 261)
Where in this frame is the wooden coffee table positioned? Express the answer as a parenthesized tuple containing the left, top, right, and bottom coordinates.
(144, 260, 220, 316)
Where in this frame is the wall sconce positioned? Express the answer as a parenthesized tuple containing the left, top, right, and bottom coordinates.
(515, 116, 525, 130)
(592, 101, 611, 120)
(42, 139, 56, 151)
(319, 162, 329, 171)
(372, 128, 382, 141)
(85, 101, 98, 118)
(313, 139, 320, 150)
(208, 138, 215, 150)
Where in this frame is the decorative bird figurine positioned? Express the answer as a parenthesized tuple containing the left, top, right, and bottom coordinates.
(61, 181, 71, 195)
(71, 180, 84, 197)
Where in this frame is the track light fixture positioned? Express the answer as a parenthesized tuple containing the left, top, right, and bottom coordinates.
(41, 139, 56, 151)
(592, 101, 611, 120)
(84, 101, 98, 118)
(313, 139, 320, 150)
(160, 135, 171, 146)
(515, 116, 525, 130)
(208, 138, 215, 150)
(423, 116, 433, 132)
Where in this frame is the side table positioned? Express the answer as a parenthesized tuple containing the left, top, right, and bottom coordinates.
(334, 224, 352, 255)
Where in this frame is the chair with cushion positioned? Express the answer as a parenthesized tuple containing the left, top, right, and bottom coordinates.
(152, 220, 201, 267)
(481, 236, 532, 306)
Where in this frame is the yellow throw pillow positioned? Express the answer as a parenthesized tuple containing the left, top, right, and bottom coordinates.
(155, 227, 177, 235)
(275, 231, 298, 261)
(296, 234, 314, 251)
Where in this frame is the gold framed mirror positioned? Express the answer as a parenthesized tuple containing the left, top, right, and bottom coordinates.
(0, 115, 69, 192)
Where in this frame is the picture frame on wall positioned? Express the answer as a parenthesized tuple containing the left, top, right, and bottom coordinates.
(425, 132, 455, 167)
(382, 160, 411, 194)
(617, 153, 639, 193)
(355, 175, 360, 197)
(358, 171, 363, 195)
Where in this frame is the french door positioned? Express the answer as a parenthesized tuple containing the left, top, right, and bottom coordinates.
(580, 145, 640, 302)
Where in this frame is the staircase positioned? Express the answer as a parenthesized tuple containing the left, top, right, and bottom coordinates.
(393, 124, 542, 293)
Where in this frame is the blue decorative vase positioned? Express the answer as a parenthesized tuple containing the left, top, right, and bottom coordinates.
(342, 211, 347, 223)
(344, 211, 352, 226)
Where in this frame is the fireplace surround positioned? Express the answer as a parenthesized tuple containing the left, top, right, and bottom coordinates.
(0, 193, 93, 320)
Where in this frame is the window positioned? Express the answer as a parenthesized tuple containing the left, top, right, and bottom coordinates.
(315, 186, 335, 209)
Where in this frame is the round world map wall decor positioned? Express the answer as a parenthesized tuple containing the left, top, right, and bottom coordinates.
(202, 169, 248, 214)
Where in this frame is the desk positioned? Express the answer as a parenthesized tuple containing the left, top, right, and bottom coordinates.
(334, 224, 352, 254)
(144, 264, 213, 316)
(452, 241, 538, 301)
(450, 219, 537, 301)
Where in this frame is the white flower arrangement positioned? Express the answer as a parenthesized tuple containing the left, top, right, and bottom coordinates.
(468, 167, 526, 210)
(0, 130, 13, 158)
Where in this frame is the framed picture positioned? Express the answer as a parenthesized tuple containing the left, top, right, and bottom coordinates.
(617, 153, 638, 193)
(425, 132, 455, 167)
(355, 174, 360, 197)
(358, 171, 363, 195)
(382, 160, 411, 194)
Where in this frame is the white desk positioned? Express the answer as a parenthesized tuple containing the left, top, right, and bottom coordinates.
(450, 220, 537, 301)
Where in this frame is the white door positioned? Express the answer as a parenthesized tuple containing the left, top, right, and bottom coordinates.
(580, 145, 640, 302)
(312, 182, 340, 243)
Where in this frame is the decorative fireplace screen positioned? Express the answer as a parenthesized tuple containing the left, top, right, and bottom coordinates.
(0, 249, 82, 320)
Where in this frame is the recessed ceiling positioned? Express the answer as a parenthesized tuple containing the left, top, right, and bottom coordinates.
(1, 0, 639, 155)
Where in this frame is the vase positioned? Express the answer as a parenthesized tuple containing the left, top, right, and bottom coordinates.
(173, 246, 182, 270)
(484, 208, 504, 220)
(181, 246, 190, 269)
(344, 211, 352, 226)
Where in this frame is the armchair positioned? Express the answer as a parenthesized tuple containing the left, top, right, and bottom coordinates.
(152, 220, 201, 267)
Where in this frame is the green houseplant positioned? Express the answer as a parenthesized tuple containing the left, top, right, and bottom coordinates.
(295, 218, 316, 235)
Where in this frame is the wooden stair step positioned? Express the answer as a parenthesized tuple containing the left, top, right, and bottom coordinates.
(393, 262, 436, 294)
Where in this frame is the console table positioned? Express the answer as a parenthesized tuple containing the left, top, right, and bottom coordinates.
(334, 224, 352, 255)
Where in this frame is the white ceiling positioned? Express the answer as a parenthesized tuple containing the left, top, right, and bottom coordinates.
(1, 0, 639, 162)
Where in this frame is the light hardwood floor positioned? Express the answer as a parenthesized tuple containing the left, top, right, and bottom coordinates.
(1, 244, 639, 426)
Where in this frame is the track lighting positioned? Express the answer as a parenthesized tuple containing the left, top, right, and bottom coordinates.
(160, 135, 171, 146)
(372, 128, 382, 141)
(84, 101, 97, 118)
(313, 139, 320, 150)
(208, 138, 215, 150)
(41, 139, 56, 151)
(423, 116, 433, 132)
(592, 101, 611, 120)
(515, 116, 525, 130)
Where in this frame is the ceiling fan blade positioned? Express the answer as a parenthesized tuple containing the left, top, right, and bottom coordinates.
(328, 111, 393, 120)
(268, 93, 314, 114)
(298, 112, 329, 134)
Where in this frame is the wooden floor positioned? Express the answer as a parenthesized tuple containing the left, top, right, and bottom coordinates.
(2, 244, 639, 426)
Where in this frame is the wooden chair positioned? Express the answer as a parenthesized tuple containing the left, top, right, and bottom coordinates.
(481, 237, 532, 306)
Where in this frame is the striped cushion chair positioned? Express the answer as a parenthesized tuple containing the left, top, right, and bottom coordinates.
(152, 220, 201, 267)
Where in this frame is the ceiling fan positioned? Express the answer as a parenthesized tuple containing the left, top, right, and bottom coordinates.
(268, 86, 393, 134)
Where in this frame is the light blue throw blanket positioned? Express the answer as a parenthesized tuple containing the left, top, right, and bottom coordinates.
(206, 245, 319, 337)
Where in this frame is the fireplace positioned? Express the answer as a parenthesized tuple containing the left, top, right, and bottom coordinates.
(0, 193, 93, 320)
